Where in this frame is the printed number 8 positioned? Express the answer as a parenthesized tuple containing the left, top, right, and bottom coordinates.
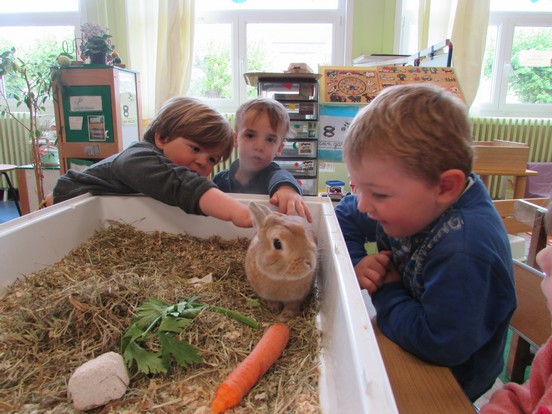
(323, 126, 335, 138)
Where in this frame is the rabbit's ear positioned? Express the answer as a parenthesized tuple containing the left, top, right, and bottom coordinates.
(248, 202, 272, 229)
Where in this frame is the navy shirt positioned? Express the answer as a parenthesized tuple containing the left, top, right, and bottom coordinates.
(213, 160, 302, 196)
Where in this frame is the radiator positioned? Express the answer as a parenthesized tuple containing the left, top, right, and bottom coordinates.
(0, 113, 33, 188)
(471, 117, 552, 199)
(211, 112, 237, 176)
(1, 113, 550, 194)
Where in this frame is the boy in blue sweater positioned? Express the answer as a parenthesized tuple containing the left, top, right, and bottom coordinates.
(335, 83, 516, 402)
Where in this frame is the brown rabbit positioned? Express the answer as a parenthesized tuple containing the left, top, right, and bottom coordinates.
(245, 202, 318, 319)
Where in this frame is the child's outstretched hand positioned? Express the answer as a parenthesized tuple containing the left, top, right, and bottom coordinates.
(199, 188, 253, 228)
(229, 202, 254, 228)
(355, 250, 399, 295)
(269, 186, 313, 223)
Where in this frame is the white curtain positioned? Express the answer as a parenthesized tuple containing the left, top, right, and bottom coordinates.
(417, 0, 490, 107)
(83, 0, 195, 120)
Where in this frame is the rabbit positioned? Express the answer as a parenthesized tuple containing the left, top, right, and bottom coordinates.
(244, 201, 318, 319)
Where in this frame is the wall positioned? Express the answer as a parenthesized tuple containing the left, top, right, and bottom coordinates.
(318, 0, 397, 192)
(351, 0, 397, 61)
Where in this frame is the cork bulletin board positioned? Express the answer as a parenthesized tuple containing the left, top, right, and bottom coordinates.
(319, 65, 464, 104)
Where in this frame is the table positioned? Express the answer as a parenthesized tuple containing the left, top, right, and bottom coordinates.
(0, 164, 22, 216)
(373, 323, 476, 414)
(16, 165, 60, 215)
(475, 168, 538, 199)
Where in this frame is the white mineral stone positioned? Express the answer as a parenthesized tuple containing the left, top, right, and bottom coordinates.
(67, 351, 130, 411)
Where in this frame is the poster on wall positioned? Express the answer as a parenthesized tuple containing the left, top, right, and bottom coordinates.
(318, 105, 361, 162)
(319, 65, 464, 103)
(376, 65, 464, 100)
(88, 115, 107, 141)
(319, 66, 380, 105)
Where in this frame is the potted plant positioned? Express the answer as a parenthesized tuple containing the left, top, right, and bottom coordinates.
(80, 23, 115, 65)
(0, 47, 58, 206)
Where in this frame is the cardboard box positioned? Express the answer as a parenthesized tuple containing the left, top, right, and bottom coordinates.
(0, 194, 397, 413)
(473, 140, 530, 174)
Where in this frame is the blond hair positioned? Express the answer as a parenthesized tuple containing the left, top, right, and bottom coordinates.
(144, 96, 234, 161)
(344, 83, 473, 184)
(235, 97, 290, 141)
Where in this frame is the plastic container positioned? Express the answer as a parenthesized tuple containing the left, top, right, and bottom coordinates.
(276, 159, 317, 176)
(0, 194, 398, 413)
(280, 140, 318, 158)
(289, 120, 318, 139)
(295, 178, 318, 196)
(326, 180, 345, 200)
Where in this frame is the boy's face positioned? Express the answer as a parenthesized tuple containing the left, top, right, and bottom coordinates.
(155, 134, 225, 177)
(537, 244, 552, 312)
(234, 109, 285, 174)
(348, 155, 447, 238)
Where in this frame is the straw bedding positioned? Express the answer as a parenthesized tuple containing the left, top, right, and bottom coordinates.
(0, 222, 321, 413)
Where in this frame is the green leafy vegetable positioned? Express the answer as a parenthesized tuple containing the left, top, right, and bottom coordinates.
(122, 296, 259, 374)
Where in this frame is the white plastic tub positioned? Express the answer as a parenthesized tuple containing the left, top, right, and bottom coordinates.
(0, 193, 398, 413)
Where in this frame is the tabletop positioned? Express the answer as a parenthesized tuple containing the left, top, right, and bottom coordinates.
(0, 164, 18, 172)
(373, 322, 476, 414)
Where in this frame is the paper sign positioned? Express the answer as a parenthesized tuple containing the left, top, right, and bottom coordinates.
(70, 95, 103, 112)
(68, 116, 84, 130)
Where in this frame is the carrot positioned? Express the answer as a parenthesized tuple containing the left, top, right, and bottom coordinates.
(210, 322, 290, 413)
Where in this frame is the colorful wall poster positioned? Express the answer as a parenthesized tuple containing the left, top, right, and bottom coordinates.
(318, 105, 361, 162)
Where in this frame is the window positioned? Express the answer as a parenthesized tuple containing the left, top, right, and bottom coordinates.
(474, 1, 552, 117)
(0, 0, 82, 114)
(190, 0, 351, 113)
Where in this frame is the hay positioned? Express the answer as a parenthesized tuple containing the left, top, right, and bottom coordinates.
(0, 223, 321, 413)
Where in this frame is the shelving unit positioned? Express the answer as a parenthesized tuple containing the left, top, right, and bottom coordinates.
(51, 66, 143, 174)
(244, 72, 321, 196)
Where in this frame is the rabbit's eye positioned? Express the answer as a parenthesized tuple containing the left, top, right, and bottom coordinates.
(273, 238, 282, 250)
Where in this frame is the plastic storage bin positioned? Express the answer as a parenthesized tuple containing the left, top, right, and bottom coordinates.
(290, 120, 318, 139)
(0, 194, 397, 413)
(280, 140, 318, 158)
(277, 159, 317, 177)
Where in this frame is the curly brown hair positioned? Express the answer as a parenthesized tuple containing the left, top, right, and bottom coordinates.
(143, 96, 234, 161)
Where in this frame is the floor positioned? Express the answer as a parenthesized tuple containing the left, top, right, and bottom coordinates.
(0, 200, 21, 224)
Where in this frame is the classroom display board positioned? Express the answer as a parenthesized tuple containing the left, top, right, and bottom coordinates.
(317, 65, 464, 162)
(319, 65, 463, 104)
(51, 66, 143, 174)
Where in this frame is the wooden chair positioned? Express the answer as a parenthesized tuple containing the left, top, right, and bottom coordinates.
(493, 198, 550, 383)
(508, 260, 550, 383)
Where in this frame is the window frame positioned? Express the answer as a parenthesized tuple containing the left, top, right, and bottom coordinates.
(0, 2, 83, 114)
(474, 11, 552, 118)
(194, 1, 352, 113)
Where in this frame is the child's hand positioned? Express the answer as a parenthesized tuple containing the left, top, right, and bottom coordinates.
(269, 186, 313, 223)
(354, 251, 394, 295)
(229, 202, 254, 228)
(199, 188, 253, 228)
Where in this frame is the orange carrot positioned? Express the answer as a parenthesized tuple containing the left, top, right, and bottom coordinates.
(211, 322, 290, 413)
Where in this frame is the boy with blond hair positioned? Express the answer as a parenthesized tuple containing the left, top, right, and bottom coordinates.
(336, 83, 516, 401)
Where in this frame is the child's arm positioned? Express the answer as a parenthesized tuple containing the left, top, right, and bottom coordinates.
(335, 194, 378, 265)
(269, 185, 312, 222)
(480, 338, 552, 413)
(199, 188, 253, 228)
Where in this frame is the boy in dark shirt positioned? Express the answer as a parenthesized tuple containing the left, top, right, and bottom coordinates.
(51, 96, 252, 228)
(213, 97, 311, 221)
